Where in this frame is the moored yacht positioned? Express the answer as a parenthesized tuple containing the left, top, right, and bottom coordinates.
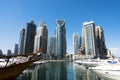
(74, 58, 120, 67)
(74, 58, 101, 67)
(89, 59, 120, 80)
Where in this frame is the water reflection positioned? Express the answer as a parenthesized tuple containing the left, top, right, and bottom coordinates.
(72, 63, 96, 80)
(17, 62, 107, 80)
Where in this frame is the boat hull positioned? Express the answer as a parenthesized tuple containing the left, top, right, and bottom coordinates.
(0, 57, 42, 80)
(91, 69, 120, 80)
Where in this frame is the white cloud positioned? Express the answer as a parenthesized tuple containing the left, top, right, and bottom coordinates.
(109, 48, 120, 57)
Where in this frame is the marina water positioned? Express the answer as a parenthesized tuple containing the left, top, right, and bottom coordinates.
(17, 62, 108, 80)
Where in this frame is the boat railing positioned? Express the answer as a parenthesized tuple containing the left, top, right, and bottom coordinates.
(0, 52, 43, 68)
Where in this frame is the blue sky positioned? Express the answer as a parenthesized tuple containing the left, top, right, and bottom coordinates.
(0, 0, 120, 56)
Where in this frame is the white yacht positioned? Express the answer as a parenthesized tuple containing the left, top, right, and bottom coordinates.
(91, 69, 120, 80)
(74, 58, 101, 67)
(89, 59, 120, 80)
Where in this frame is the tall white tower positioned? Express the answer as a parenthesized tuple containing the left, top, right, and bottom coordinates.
(34, 22, 48, 53)
(73, 33, 79, 54)
(80, 21, 97, 58)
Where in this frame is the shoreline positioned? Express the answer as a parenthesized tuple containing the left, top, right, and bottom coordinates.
(47, 60, 72, 62)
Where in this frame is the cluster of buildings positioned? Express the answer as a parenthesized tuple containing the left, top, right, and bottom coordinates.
(73, 21, 111, 60)
(0, 20, 111, 60)
(0, 44, 18, 56)
(17, 20, 66, 59)
(0, 20, 67, 59)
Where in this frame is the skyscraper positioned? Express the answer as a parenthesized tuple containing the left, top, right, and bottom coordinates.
(47, 36, 55, 56)
(73, 33, 79, 54)
(14, 44, 18, 55)
(78, 36, 82, 49)
(23, 21, 36, 54)
(18, 28, 25, 54)
(0, 49, 3, 56)
(95, 26, 107, 57)
(34, 22, 48, 53)
(55, 20, 66, 58)
(79, 21, 97, 58)
(7, 49, 12, 56)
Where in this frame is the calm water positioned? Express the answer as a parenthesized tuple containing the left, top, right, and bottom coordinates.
(17, 62, 106, 80)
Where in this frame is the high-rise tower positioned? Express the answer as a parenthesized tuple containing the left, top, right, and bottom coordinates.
(80, 21, 97, 58)
(73, 33, 79, 54)
(18, 28, 25, 54)
(14, 44, 18, 55)
(78, 36, 82, 49)
(7, 49, 12, 56)
(0, 49, 3, 56)
(55, 20, 66, 58)
(47, 36, 55, 56)
(95, 26, 107, 57)
(23, 21, 36, 54)
(34, 22, 48, 53)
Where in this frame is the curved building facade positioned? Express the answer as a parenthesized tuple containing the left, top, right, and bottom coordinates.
(55, 20, 66, 58)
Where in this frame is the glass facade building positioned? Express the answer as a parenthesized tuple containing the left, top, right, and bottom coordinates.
(14, 44, 18, 55)
(78, 36, 82, 49)
(55, 20, 66, 58)
(82, 21, 97, 58)
(0, 49, 3, 56)
(18, 28, 25, 54)
(73, 33, 79, 54)
(95, 26, 107, 57)
(7, 49, 12, 56)
(47, 36, 55, 56)
(23, 21, 36, 54)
